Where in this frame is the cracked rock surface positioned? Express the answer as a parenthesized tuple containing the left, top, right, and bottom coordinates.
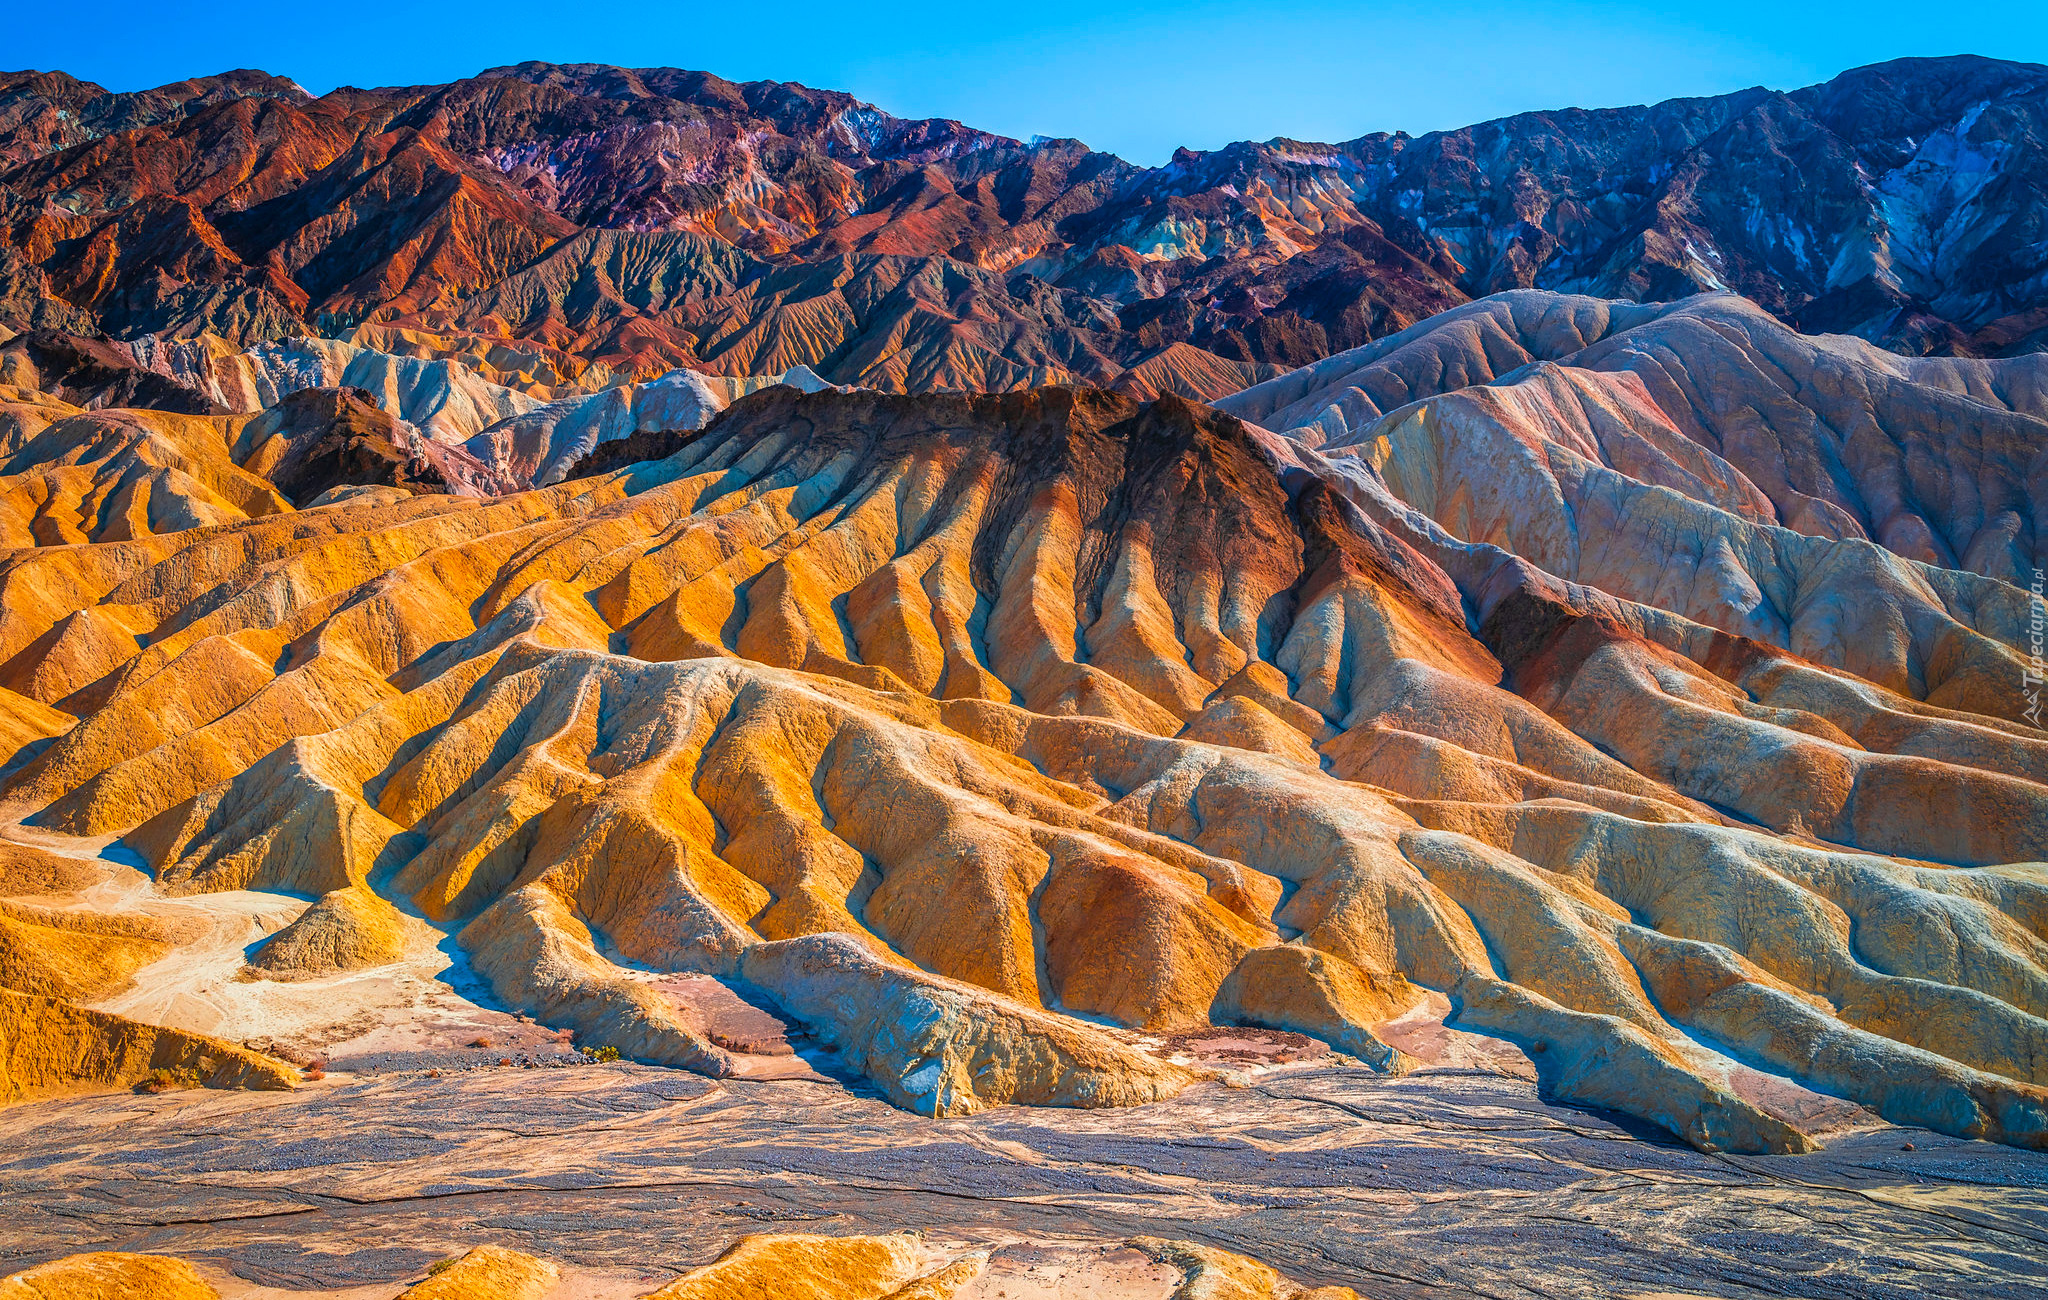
(2, 1065, 2045, 1298)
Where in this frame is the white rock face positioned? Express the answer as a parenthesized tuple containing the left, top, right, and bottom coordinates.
(1875, 100, 2012, 308)
(463, 364, 837, 489)
(130, 335, 542, 441)
(129, 329, 843, 491)
(1221, 288, 2048, 585)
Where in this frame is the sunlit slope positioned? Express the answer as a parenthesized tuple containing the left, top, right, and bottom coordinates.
(0, 378, 2039, 1153)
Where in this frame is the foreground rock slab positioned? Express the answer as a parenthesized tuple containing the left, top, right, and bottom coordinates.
(2, 1065, 2044, 1298)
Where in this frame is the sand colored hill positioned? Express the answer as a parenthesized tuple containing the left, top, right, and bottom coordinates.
(0, 1233, 1363, 1300)
(1220, 291, 2048, 579)
(0, 901, 171, 1000)
(0, 840, 95, 897)
(0, 407, 285, 544)
(0, 1252, 221, 1300)
(0, 352, 2034, 1154)
(1112, 344, 1291, 403)
(0, 988, 297, 1103)
(0, 330, 224, 415)
(136, 334, 542, 440)
(459, 363, 833, 490)
(395, 1246, 559, 1300)
(2, 328, 854, 502)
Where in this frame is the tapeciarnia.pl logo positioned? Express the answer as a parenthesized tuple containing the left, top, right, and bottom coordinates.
(2027, 569, 2046, 726)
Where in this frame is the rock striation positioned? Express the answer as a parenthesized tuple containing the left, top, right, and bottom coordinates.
(0, 339, 2039, 1155)
(0, 988, 298, 1103)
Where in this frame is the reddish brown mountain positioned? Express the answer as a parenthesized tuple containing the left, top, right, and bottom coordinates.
(0, 55, 2042, 397)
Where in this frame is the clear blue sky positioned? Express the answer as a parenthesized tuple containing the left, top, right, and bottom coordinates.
(11, 1, 2044, 165)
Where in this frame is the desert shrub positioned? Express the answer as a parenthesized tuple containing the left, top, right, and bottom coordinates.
(137, 1066, 201, 1094)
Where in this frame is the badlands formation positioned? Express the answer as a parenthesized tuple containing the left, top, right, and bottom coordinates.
(3, 283, 2047, 1147)
(0, 287, 2046, 1294)
(0, 49, 2046, 1300)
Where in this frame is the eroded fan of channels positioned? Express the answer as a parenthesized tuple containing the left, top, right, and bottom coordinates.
(0, 290, 2044, 1155)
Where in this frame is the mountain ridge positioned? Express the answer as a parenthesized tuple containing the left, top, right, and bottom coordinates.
(2, 53, 2044, 400)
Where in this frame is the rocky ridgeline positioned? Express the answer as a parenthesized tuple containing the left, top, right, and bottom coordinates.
(0, 285, 2042, 1162)
(0, 54, 2042, 408)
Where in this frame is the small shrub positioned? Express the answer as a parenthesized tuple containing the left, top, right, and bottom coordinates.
(137, 1066, 201, 1094)
(466, 1036, 492, 1049)
(581, 1045, 620, 1064)
(427, 1259, 457, 1277)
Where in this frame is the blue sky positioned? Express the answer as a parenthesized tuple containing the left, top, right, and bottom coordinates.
(11, 1, 2044, 165)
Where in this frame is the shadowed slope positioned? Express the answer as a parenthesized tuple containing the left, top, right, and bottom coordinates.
(6, 56, 2046, 404)
(1223, 290, 2048, 583)
(0, 378, 2037, 1155)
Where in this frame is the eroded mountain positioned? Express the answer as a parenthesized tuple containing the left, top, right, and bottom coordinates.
(0, 284, 2044, 1163)
(0, 54, 2042, 405)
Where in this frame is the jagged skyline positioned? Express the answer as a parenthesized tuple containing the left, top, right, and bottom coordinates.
(14, 0, 2045, 164)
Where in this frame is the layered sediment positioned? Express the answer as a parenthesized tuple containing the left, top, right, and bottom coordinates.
(0, 333, 2038, 1154)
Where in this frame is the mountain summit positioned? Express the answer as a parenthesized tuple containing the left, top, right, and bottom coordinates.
(0, 54, 2043, 397)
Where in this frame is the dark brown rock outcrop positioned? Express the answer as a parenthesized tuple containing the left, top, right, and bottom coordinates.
(232, 386, 449, 504)
(0, 330, 223, 414)
(0, 55, 2040, 403)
